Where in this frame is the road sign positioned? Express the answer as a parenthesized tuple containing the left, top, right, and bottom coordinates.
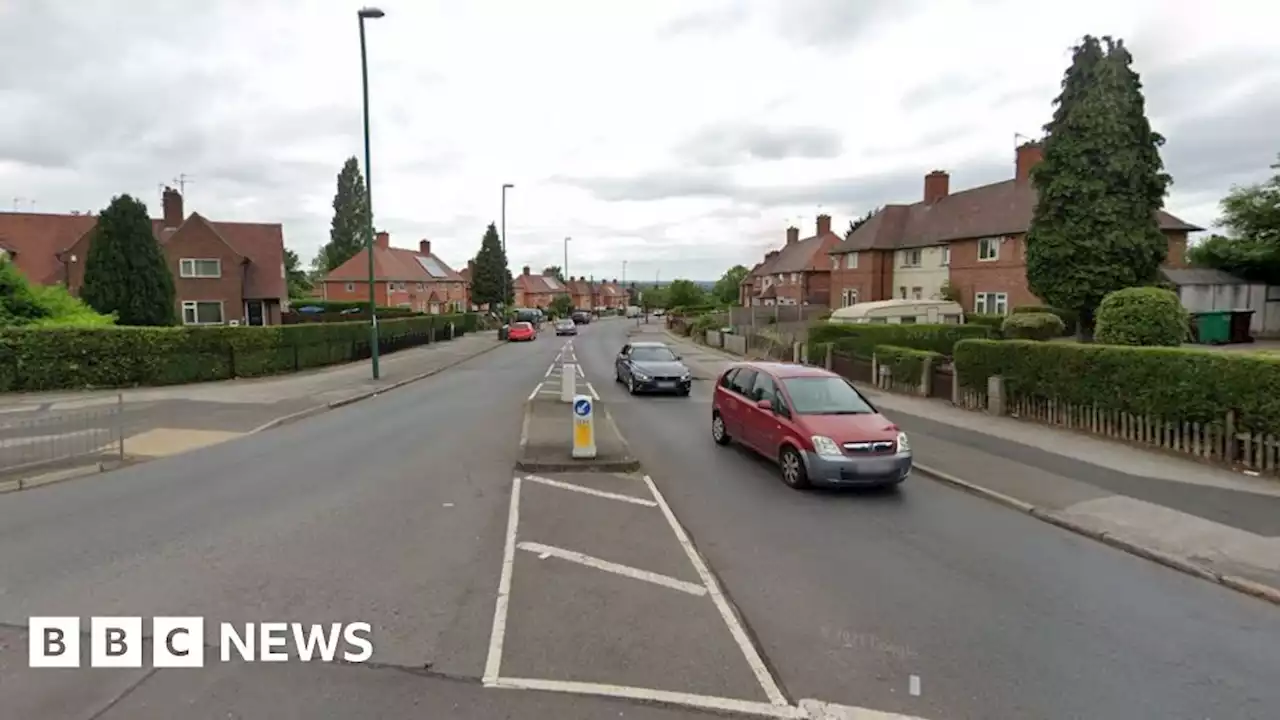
(571, 394, 596, 459)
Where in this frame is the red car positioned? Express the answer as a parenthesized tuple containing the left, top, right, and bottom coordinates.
(508, 321, 537, 342)
(711, 362, 911, 490)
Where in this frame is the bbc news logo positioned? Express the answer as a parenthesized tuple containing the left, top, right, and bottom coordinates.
(29, 617, 373, 668)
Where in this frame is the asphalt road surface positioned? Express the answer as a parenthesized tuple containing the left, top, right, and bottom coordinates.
(2, 317, 1278, 720)
(568, 320, 1280, 720)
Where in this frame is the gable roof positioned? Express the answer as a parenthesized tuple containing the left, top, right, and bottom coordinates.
(768, 230, 842, 274)
(515, 272, 567, 294)
(0, 210, 287, 298)
(831, 178, 1203, 254)
(325, 244, 464, 284)
(1161, 267, 1247, 286)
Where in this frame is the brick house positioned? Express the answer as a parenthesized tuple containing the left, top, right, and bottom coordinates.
(0, 187, 287, 325)
(588, 279, 629, 310)
(513, 266, 568, 308)
(321, 232, 468, 313)
(827, 142, 1202, 313)
(741, 215, 844, 306)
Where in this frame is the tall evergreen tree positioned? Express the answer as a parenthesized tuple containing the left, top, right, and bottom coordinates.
(471, 223, 512, 309)
(81, 195, 176, 326)
(1025, 35, 1172, 339)
(320, 157, 371, 272)
(846, 208, 877, 238)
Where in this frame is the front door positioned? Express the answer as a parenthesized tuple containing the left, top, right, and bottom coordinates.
(246, 300, 264, 326)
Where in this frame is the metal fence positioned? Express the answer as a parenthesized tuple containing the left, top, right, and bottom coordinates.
(0, 396, 125, 477)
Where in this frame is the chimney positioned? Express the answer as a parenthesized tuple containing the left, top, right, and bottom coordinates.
(786, 226, 799, 244)
(522, 265, 530, 276)
(816, 214, 832, 235)
(924, 170, 950, 204)
(419, 239, 431, 256)
(1016, 141, 1043, 183)
(468, 260, 476, 275)
(375, 231, 390, 249)
(162, 186, 183, 228)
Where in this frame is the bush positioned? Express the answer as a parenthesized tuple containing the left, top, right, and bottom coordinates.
(0, 313, 477, 391)
(1013, 304, 1077, 335)
(1001, 312, 1065, 341)
(1095, 287, 1188, 347)
(965, 314, 1006, 335)
(809, 322, 992, 359)
(873, 345, 942, 383)
(953, 339, 1280, 435)
(690, 313, 722, 337)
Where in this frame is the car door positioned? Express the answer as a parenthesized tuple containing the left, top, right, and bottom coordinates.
(724, 368, 758, 440)
(616, 344, 632, 380)
(743, 371, 785, 453)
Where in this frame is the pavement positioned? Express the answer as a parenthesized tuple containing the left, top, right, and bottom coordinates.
(0, 315, 1277, 720)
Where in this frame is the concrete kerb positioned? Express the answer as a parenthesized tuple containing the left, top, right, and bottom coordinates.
(0, 459, 130, 495)
(912, 462, 1280, 607)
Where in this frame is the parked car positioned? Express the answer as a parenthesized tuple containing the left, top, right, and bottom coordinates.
(614, 341, 691, 396)
(571, 311, 591, 325)
(554, 319, 577, 336)
(710, 362, 911, 490)
(508, 321, 537, 342)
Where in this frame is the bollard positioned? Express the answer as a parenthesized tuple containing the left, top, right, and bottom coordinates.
(561, 362, 577, 403)
(571, 394, 597, 459)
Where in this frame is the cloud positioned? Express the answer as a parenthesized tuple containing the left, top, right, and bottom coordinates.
(769, 0, 923, 48)
(659, 3, 752, 36)
(676, 122, 844, 167)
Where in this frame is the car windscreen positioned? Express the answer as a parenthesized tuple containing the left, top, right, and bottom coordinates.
(781, 376, 876, 415)
(630, 347, 677, 362)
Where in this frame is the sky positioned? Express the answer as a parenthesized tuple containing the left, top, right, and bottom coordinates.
(1, 0, 1277, 284)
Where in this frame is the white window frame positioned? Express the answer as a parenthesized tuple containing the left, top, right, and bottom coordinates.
(912, 287, 922, 300)
(845, 252, 858, 269)
(974, 292, 1009, 315)
(831, 256, 840, 270)
(416, 283, 424, 291)
(941, 246, 950, 266)
(791, 272, 800, 283)
(181, 300, 224, 325)
(901, 249, 922, 267)
(179, 258, 222, 278)
(978, 237, 1000, 261)
(345, 282, 354, 292)
(841, 289, 858, 307)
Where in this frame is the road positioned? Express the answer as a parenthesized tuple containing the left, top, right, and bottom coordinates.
(0, 317, 1277, 719)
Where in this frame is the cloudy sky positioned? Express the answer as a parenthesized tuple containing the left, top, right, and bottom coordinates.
(1, 0, 1276, 283)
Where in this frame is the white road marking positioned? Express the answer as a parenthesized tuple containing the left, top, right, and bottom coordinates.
(909, 675, 920, 697)
(544, 364, 555, 378)
(798, 699, 933, 719)
(585, 382, 600, 400)
(486, 678, 805, 719)
(526, 382, 543, 401)
(516, 541, 708, 597)
(524, 474, 658, 506)
(483, 476, 523, 684)
(642, 474, 789, 707)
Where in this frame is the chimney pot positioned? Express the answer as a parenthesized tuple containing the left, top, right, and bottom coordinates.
(1016, 141, 1043, 183)
(522, 265, 531, 275)
(924, 170, 950, 204)
(162, 186, 183, 229)
(816, 214, 832, 235)
(419, 239, 431, 255)
(375, 231, 390, 249)
(786, 227, 799, 244)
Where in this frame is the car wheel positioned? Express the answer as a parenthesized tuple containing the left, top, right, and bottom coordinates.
(677, 387, 690, 397)
(779, 446, 811, 490)
(711, 412, 730, 445)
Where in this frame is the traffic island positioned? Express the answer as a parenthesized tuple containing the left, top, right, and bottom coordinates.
(517, 395, 640, 473)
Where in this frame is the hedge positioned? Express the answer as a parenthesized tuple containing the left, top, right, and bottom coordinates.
(1094, 287, 1187, 347)
(965, 314, 1006, 335)
(1001, 312, 1065, 341)
(1013, 305, 1077, 335)
(808, 323, 992, 359)
(0, 313, 478, 392)
(953, 339, 1280, 435)
(873, 345, 942, 383)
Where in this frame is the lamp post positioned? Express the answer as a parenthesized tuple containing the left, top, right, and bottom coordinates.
(563, 237, 571, 280)
(501, 183, 513, 313)
(358, 6, 385, 380)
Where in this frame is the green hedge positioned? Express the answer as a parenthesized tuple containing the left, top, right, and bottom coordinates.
(1001, 312, 1065, 341)
(809, 322, 992, 359)
(873, 345, 942, 383)
(1013, 305, 1077, 335)
(965, 314, 1006, 335)
(0, 313, 477, 392)
(953, 339, 1280, 435)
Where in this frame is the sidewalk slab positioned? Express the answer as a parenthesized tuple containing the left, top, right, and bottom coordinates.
(517, 397, 639, 473)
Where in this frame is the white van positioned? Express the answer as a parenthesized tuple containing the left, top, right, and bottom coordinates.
(828, 299, 965, 325)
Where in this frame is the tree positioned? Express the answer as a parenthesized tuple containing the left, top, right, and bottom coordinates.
(284, 249, 313, 299)
(1187, 154, 1280, 284)
(81, 194, 176, 326)
(542, 265, 565, 283)
(1024, 35, 1172, 340)
(0, 256, 49, 326)
(846, 208, 876, 238)
(640, 284, 667, 310)
(712, 264, 750, 305)
(548, 294, 573, 317)
(666, 279, 705, 308)
(0, 258, 114, 328)
(471, 223, 512, 309)
(318, 157, 371, 272)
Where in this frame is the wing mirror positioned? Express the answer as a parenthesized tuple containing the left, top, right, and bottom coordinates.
(755, 399, 773, 411)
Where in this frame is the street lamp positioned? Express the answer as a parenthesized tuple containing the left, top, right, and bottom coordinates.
(564, 237, 571, 280)
(358, 5, 384, 380)
(501, 183, 514, 312)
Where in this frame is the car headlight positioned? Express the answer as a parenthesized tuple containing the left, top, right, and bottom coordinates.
(811, 435, 843, 458)
(681, 370, 691, 380)
(634, 371, 650, 381)
(896, 431, 910, 453)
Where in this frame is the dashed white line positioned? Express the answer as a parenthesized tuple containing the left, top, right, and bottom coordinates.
(585, 382, 600, 400)
(642, 474, 790, 707)
(524, 474, 657, 506)
(516, 542, 708, 596)
(483, 476, 523, 684)
(526, 382, 543, 401)
(487, 678, 805, 719)
(908, 675, 921, 697)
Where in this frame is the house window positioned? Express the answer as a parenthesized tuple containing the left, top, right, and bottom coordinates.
(974, 292, 1009, 315)
(345, 283, 355, 292)
(182, 301, 224, 325)
(416, 283, 424, 291)
(845, 252, 858, 269)
(901, 249, 921, 267)
(912, 287, 922, 300)
(941, 246, 950, 266)
(831, 256, 840, 270)
(899, 286, 907, 299)
(978, 237, 1000, 261)
(179, 258, 221, 278)
(841, 289, 858, 307)
(791, 273, 799, 283)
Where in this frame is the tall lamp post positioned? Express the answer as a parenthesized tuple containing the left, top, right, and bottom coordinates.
(501, 183, 514, 313)
(563, 237, 571, 281)
(358, 6, 385, 380)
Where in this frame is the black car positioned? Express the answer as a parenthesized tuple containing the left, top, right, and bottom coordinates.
(554, 319, 577, 336)
(615, 342, 692, 396)
(571, 311, 591, 325)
